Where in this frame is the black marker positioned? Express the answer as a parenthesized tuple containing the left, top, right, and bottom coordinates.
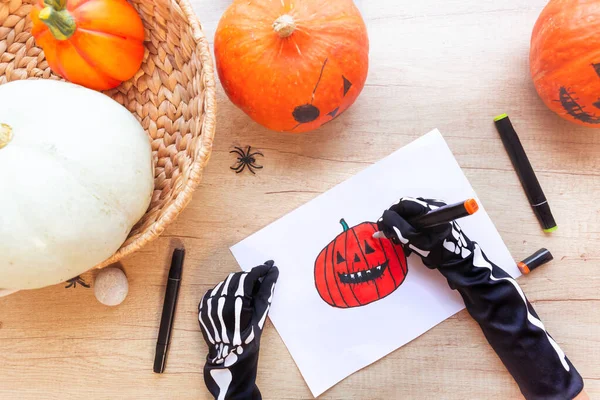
(494, 114, 557, 232)
(153, 248, 185, 374)
(373, 199, 479, 238)
(408, 198, 479, 229)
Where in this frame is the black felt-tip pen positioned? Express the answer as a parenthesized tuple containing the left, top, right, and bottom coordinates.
(153, 248, 185, 374)
(494, 114, 557, 233)
(408, 198, 479, 229)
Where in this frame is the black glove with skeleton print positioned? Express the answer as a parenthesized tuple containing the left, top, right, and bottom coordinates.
(198, 261, 278, 400)
(378, 197, 584, 400)
(378, 198, 474, 268)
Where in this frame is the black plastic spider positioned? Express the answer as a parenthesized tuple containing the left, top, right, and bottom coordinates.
(230, 146, 264, 174)
(65, 275, 90, 289)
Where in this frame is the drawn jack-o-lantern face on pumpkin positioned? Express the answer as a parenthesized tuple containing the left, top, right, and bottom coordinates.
(214, 1, 369, 133)
(314, 219, 408, 308)
(530, 0, 600, 127)
(289, 58, 359, 132)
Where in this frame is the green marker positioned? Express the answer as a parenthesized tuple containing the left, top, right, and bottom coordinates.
(494, 114, 557, 233)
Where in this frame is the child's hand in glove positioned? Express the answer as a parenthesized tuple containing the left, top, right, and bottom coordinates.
(377, 197, 583, 400)
(198, 261, 279, 400)
(377, 197, 474, 268)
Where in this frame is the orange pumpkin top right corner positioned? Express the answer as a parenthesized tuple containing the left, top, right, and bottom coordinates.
(530, 0, 600, 127)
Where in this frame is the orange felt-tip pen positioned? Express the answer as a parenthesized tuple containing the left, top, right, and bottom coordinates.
(408, 198, 479, 229)
(373, 199, 479, 239)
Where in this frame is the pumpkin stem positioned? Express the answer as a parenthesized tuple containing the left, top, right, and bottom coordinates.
(43, 0, 67, 10)
(273, 14, 296, 38)
(38, 5, 76, 41)
(0, 123, 13, 149)
(339, 218, 350, 232)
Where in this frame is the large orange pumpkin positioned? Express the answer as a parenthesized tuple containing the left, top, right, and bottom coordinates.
(530, 0, 600, 127)
(214, 0, 369, 133)
(31, 0, 145, 91)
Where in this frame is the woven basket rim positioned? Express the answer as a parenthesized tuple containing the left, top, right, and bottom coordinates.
(93, 0, 217, 270)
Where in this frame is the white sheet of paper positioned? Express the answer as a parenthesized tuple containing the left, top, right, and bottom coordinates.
(230, 130, 519, 397)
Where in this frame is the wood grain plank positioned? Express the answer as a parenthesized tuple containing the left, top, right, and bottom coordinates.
(1, 0, 598, 398)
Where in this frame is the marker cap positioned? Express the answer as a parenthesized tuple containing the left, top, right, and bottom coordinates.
(168, 248, 185, 280)
(518, 248, 553, 275)
(532, 202, 557, 232)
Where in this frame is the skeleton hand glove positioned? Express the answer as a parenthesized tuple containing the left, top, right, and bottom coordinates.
(378, 197, 584, 400)
(199, 261, 279, 400)
(377, 197, 473, 267)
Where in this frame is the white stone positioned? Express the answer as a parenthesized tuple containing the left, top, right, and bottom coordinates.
(94, 267, 129, 306)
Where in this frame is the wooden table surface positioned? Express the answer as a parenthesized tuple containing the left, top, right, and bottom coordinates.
(1, 0, 599, 399)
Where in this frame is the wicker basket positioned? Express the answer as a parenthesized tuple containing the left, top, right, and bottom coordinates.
(0, 0, 216, 270)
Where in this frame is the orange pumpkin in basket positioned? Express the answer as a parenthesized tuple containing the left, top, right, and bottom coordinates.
(214, 0, 369, 133)
(530, 0, 600, 127)
(30, 0, 145, 91)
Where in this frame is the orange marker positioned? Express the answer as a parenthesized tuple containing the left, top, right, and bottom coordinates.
(373, 199, 480, 239)
(408, 198, 479, 229)
(518, 248, 553, 275)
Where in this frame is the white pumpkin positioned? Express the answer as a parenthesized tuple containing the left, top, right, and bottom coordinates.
(0, 80, 153, 290)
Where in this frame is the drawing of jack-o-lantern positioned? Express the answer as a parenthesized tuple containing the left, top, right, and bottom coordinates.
(314, 219, 408, 308)
(530, 0, 600, 127)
